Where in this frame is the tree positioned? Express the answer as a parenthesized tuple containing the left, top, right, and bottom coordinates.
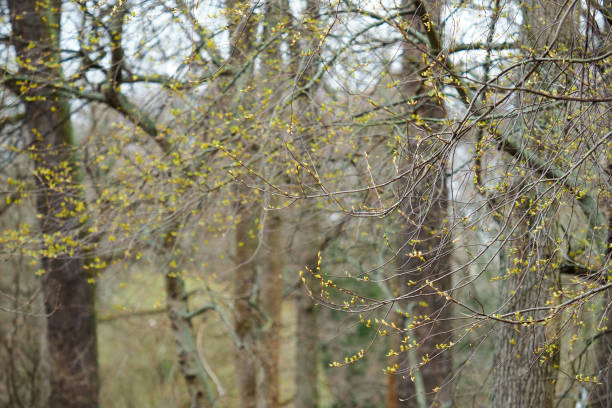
(5, 1, 98, 406)
(391, 1, 454, 406)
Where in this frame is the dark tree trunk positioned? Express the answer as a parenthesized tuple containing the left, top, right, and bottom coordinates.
(40, 255, 98, 408)
(490, 262, 559, 407)
(393, 3, 453, 405)
(489, 3, 581, 406)
(491, 204, 559, 408)
(395, 176, 453, 408)
(8, 1, 99, 407)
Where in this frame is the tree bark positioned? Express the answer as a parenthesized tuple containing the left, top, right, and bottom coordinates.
(592, 5, 612, 397)
(7, 1, 99, 407)
(490, 200, 559, 408)
(286, 1, 322, 406)
(489, 3, 581, 406)
(257, 1, 287, 404)
(164, 227, 215, 408)
(259, 213, 284, 408)
(592, 197, 612, 407)
(393, 2, 453, 406)
(593, 288, 612, 407)
(490, 258, 559, 407)
(395, 179, 453, 408)
(295, 252, 319, 408)
(223, 1, 260, 405)
(234, 203, 258, 408)
(387, 313, 400, 408)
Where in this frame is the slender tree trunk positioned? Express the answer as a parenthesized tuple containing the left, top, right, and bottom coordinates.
(8, 1, 99, 407)
(234, 204, 258, 408)
(296, 252, 319, 408)
(223, 1, 260, 405)
(259, 213, 284, 408)
(257, 1, 287, 404)
(387, 311, 400, 408)
(291, 2, 321, 406)
(294, 221, 347, 408)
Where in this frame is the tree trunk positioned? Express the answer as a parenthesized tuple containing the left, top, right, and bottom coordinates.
(592, 289, 612, 408)
(295, 252, 319, 408)
(488, 3, 582, 406)
(40, 255, 98, 408)
(490, 273, 559, 408)
(395, 179, 453, 408)
(7, 1, 99, 407)
(393, 2, 452, 406)
(259, 213, 284, 408)
(257, 1, 287, 404)
(223, 1, 260, 404)
(387, 308, 400, 408)
(490, 205, 559, 408)
(288, 1, 322, 406)
(234, 204, 258, 408)
(592, 203, 612, 407)
(164, 226, 215, 408)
